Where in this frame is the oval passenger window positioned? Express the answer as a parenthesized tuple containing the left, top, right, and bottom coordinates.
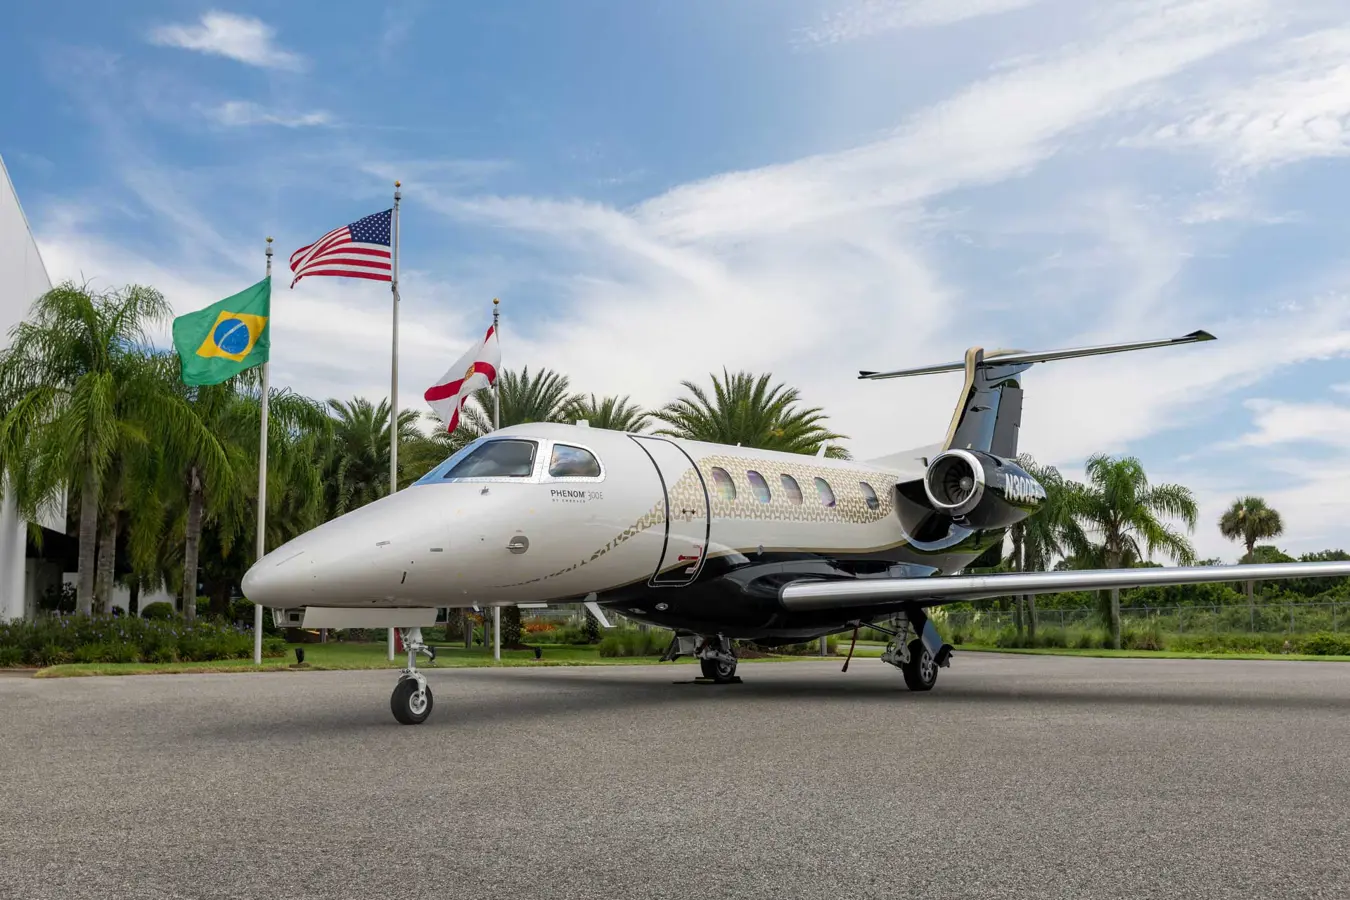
(814, 477, 836, 508)
(780, 474, 803, 505)
(710, 467, 737, 502)
(860, 481, 880, 511)
(746, 471, 772, 503)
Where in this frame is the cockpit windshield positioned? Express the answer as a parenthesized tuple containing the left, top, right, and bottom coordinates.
(413, 439, 538, 484)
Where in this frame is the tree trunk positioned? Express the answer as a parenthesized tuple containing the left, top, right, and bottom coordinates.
(1245, 539, 1256, 624)
(462, 609, 472, 649)
(1110, 587, 1122, 649)
(208, 582, 231, 620)
(94, 507, 118, 615)
(76, 465, 99, 616)
(1027, 593, 1038, 641)
(128, 581, 140, 617)
(182, 466, 204, 622)
(1013, 596, 1024, 639)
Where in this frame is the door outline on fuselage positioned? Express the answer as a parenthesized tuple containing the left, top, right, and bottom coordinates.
(628, 435, 712, 587)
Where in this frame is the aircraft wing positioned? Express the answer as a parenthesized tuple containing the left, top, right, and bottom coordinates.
(778, 560, 1350, 611)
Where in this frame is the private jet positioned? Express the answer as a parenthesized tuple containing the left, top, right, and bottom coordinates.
(242, 331, 1350, 724)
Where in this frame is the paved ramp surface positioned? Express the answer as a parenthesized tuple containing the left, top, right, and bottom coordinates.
(2, 654, 1348, 900)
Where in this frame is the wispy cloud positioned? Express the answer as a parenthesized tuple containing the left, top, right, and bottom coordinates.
(1143, 26, 1350, 170)
(797, 0, 1044, 46)
(1234, 397, 1350, 448)
(147, 12, 305, 71)
(205, 100, 333, 128)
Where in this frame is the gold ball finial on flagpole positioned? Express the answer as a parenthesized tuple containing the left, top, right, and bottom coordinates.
(395, 180, 401, 187)
(493, 297, 499, 306)
(266, 236, 273, 243)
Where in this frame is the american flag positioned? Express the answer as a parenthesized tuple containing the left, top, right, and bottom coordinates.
(289, 209, 393, 288)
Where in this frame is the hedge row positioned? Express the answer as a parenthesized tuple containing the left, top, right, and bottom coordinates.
(948, 623, 1350, 655)
(0, 614, 288, 667)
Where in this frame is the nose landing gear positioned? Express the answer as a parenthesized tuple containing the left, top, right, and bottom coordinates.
(391, 628, 437, 725)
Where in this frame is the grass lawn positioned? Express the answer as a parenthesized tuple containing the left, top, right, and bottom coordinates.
(30, 639, 1350, 678)
(826, 639, 1350, 661)
(31, 641, 836, 678)
(955, 645, 1350, 662)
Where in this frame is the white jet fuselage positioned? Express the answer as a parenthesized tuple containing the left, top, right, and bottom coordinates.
(242, 423, 970, 626)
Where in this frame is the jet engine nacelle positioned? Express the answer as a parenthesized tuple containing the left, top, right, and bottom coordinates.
(896, 449, 1045, 550)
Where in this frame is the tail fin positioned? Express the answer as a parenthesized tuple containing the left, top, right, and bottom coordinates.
(859, 330, 1216, 458)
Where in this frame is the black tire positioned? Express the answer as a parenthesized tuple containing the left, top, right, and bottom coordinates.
(901, 639, 938, 692)
(700, 657, 738, 683)
(391, 678, 433, 725)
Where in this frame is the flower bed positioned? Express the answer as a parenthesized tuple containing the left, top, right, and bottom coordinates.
(0, 614, 288, 667)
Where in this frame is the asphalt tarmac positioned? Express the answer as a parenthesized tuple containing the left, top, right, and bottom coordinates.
(2, 653, 1348, 900)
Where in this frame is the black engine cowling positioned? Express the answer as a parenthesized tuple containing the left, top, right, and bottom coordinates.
(896, 449, 1045, 550)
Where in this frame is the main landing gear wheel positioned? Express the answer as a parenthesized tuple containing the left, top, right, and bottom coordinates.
(700, 657, 738, 683)
(391, 677, 433, 725)
(901, 638, 938, 692)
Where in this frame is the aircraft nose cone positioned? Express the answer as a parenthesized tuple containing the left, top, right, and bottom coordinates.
(242, 489, 449, 607)
(242, 550, 307, 607)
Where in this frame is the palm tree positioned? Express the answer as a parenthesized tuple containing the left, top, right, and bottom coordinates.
(323, 397, 423, 514)
(1218, 496, 1284, 615)
(0, 283, 183, 615)
(454, 367, 580, 437)
(1006, 456, 1088, 640)
(1073, 454, 1198, 648)
(652, 369, 847, 457)
(565, 394, 650, 432)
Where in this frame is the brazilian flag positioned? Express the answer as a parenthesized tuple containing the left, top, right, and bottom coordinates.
(172, 277, 271, 386)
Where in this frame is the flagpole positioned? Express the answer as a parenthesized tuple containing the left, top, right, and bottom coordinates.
(492, 298, 501, 431)
(254, 238, 273, 665)
(491, 298, 501, 661)
(387, 181, 402, 662)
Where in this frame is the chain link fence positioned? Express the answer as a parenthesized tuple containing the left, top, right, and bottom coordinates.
(944, 602, 1350, 634)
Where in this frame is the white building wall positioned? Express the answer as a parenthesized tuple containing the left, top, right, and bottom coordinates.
(0, 154, 57, 621)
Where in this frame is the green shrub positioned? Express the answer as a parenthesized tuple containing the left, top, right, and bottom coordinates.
(548, 624, 591, 646)
(1295, 632, 1350, 655)
(771, 635, 840, 655)
(72, 643, 107, 664)
(1123, 627, 1166, 652)
(0, 613, 286, 666)
(141, 602, 175, 620)
(1034, 628, 1069, 649)
(35, 644, 71, 666)
(597, 628, 672, 657)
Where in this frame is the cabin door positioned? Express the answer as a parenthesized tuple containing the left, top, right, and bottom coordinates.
(629, 436, 710, 586)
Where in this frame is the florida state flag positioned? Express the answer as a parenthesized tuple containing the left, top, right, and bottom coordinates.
(424, 324, 501, 432)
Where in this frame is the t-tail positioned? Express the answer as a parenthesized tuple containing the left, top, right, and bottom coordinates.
(859, 330, 1216, 553)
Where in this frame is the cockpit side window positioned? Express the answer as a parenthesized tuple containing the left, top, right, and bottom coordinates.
(548, 443, 601, 478)
(442, 439, 538, 478)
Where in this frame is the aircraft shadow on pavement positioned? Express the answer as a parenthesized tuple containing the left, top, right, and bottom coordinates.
(190, 666, 1350, 740)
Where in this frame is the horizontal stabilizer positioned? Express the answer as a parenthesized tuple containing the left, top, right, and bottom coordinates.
(779, 560, 1350, 611)
(858, 330, 1215, 380)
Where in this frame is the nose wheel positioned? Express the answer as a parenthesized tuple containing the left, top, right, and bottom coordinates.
(390, 628, 437, 725)
(392, 676, 433, 724)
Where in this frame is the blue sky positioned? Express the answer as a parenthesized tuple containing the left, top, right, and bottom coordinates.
(4, 0, 1350, 560)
